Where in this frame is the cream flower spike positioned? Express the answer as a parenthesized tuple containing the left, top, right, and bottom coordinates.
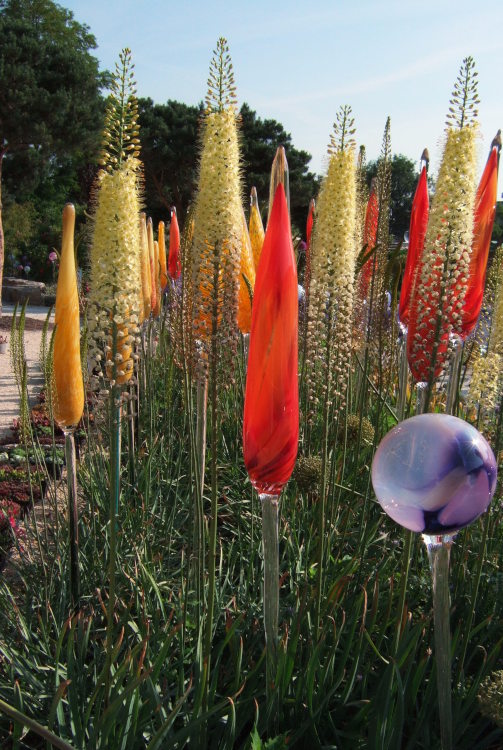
(190, 37, 243, 385)
(306, 105, 357, 414)
(88, 48, 142, 387)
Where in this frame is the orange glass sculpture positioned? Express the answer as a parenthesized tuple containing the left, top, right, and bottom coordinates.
(399, 165, 429, 327)
(461, 145, 499, 338)
(249, 187, 265, 270)
(304, 198, 315, 298)
(243, 184, 299, 495)
(139, 213, 151, 322)
(358, 180, 379, 301)
(147, 218, 157, 313)
(158, 220, 168, 291)
(168, 208, 181, 280)
(237, 211, 256, 334)
(153, 240, 162, 317)
(53, 204, 84, 429)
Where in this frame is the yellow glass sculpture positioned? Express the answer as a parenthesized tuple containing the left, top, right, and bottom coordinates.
(53, 204, 84, 429)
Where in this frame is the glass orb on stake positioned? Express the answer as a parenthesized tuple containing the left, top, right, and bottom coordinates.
(372, 414, 497, 750)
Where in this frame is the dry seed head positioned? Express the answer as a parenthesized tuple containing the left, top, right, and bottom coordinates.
(293, 455, 323, 495)
(478, 670, 503, 728)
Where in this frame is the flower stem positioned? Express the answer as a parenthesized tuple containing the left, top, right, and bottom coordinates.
(261, 493, 279, 723)
(397, 328, 408, 420)
(127, 386, 136, 484)
(445, 335, 463, 415)
(105, 386, 122, 704)
(195, 375, 208, 628)
(424, 533, 454, 750)
(64, 427, 80, 610)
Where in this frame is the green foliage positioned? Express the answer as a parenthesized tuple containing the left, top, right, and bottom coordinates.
(0, 312, 502, 749)
(0, 0, 107, 287)
(138, 98, 203, 222)
(0, 0, 106, 158)
(2, 201, 37, 260)
(492, 201, 503, 248)
(239, 103, 320, 236)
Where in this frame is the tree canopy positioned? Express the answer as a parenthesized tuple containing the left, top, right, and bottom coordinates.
(0, 0, 106, 302)
(239, 103, 319, 235)
(138, 98, 203, 223)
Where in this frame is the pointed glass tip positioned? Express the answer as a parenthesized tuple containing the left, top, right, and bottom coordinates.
(268, 146, 290, 227)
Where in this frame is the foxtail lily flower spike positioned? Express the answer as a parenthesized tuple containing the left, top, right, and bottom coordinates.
(407, 57, 479, 385)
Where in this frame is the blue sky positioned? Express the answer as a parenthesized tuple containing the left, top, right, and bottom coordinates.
(64, 0, 502, 196)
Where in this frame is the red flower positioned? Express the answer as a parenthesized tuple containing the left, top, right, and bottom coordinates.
(168, 208, 181, 280)
(399, 165, 429, 327)
(243, 184, 299, 495)
(461, 146, 499, 338)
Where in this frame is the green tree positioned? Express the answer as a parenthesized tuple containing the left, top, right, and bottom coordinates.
(366, 153, 419, 241)
(0, 0, 106, 306)
(239, 103, 319, 236)
(138, 98, 203, 223)
(492, 201, 503, 247)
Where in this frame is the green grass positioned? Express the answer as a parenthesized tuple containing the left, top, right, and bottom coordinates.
(0, 312, 502, 750)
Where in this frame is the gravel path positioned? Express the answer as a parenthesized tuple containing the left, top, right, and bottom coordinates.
(0, 305, 54, 440)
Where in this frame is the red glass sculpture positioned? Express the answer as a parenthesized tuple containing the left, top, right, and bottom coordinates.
(243, 184, 299, 495)
(461, 145, 499, 339)
(168, 207, 181, 280)
(399, 165, 429, 327)
(358, 180, 379, 301)
(304, 198, 315, 300)
(306, 198, 315, 251)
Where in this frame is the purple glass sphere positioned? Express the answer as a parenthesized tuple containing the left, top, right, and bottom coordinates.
(372, 414, 497, 535)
